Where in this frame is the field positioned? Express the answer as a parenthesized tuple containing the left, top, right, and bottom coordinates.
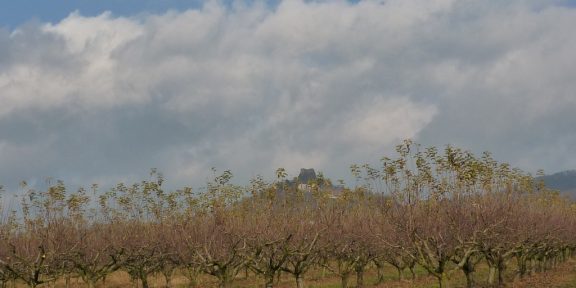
(5, 258, 575, 288)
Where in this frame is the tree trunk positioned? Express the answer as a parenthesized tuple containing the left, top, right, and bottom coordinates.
(186, 267, 200, 288)
(396, 267, 404, 280)
(464, 270, 475, 288)
(374, 262, 385, 284)
(356, 268, 365, 288)
(295, 274, 305, 288)
(163, 270, 173, 288)
(341, 272, 350, 288)
(487, 266, 497, 286)
(218, 273, 233, 288)
(497, 261, 505, 285)
(461, 258, 476, 288)
(409, 266, 416, 279)
(538, 259, 544, 272)
(517, 256, 527, 278)
(141, 276, 150, 288)
(437, 272, 450, 288)
(265, 274, 275, 288)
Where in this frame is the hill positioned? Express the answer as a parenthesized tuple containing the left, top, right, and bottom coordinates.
(540, 170, 576, 198)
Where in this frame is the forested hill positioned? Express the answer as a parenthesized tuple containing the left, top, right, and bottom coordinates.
(540, 170, 576, 197)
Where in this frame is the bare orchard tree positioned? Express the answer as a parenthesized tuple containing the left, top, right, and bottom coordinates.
(195, 215, 250, 288)
(318, 190, 379, 288)
(0, 186, 18, 287)
(65, 225, 125, 288)
(281, 209, 323, 288)
(243, 197, 293, 288)
(0, 182, 76, 288)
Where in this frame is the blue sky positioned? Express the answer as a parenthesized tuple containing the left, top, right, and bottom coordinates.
(0, 0, 204, 28)
(3, 0, 576, 24)
(1, 0, 576, 193)
(1, 1, 191, 26)
(2, 0, 575, 28)
(1, 0, 289, 29)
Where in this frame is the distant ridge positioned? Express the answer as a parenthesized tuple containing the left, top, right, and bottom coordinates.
(539, 170, 576, 198)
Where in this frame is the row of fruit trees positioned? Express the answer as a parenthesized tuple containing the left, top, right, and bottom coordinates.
(1, 140, 575, 288)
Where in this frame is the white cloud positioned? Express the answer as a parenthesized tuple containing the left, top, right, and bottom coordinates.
(42, 11, 143, 55)
(342, 97, 437, 147)
(1, 0, 576, 189)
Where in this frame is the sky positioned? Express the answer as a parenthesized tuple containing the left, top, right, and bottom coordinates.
(1, 0, 576, 193)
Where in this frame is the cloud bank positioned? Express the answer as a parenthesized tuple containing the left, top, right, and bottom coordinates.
(1, 0, 576, 190)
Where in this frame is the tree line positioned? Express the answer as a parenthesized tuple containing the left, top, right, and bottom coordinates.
(1, 140, 575, 288)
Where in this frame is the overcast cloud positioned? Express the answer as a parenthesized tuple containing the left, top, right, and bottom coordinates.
(1, 0, 576, 192)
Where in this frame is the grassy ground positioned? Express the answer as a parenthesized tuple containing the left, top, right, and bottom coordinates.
(7, 258, 576, 287)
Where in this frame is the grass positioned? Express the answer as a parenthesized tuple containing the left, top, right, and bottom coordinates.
(6, 258, 576, 287)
